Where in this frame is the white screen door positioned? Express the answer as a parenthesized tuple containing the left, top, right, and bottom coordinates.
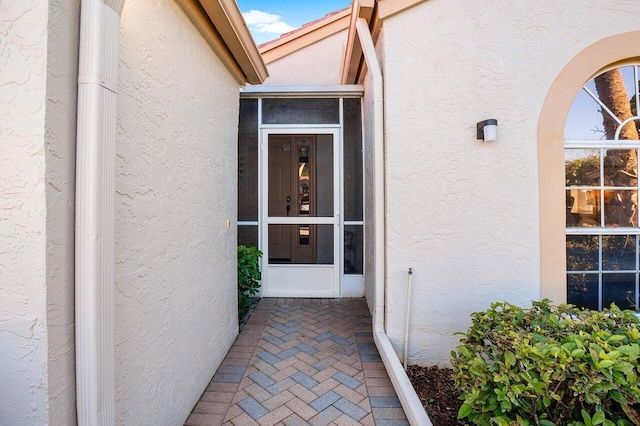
(261, 128, 340, 297)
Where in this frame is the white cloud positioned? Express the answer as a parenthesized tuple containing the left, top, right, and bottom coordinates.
(242, 10, 297, 34)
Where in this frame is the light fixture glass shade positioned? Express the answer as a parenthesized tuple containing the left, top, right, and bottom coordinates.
(483, 124, 497, 141)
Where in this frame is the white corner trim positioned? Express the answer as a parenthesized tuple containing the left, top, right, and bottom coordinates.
(75, 0, 120, 424)
(355, 17, 432, 426)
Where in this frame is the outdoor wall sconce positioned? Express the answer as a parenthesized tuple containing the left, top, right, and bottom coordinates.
(477, 119, 498, 142)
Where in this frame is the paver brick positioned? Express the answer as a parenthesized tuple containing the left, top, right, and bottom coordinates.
(333, 384, 366, 405)
(285, 397, 318, 421)
(372, 407, 408, 420)
(312, 365, 339, 382)
(295, 342, 319, 355)
(184, 413, 225, 426)
(207, 381, 239, 393)
(269, 365, 298, 383)
(374, 420, 411, 426)
(238, 397, 268, 420)
(288, 383, 318, 404)
(256, 351, 280, 366)
(366, 377, 393, 387)
(184, 298, 409, 426)
(332, 372, 362, 390)
(360, 353, 382, 362)
(243, 383, 272, 403)
(224, 404, 244, 423)
(281, 413, 309, 426)
(367, 386, 397, 396)
(230, 412, 260, 426)
(249, 371, 276, 389)
(292, 360, 319, 377)
(309, 390, 341, 412)
(312, 356, 337, 371)
(333, 413, 364, 426)
(364, 366, 389, 378)
(261, 389, 295, 411)
(308, 405, 343, 426)
(291, 371, 319, 389)
(265, 377, 296, 395)
(200, 391, 234, 403)
(192, 401, 228, 415)
(334, 397, 368, 421)
(370, 396, 402, 408)
(310, 377, 339, 396)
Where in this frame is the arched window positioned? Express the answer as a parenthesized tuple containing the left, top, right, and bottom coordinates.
(564, 65, 640, 310)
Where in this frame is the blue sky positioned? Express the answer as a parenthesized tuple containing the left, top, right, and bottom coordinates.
(236, 0, 351, 45)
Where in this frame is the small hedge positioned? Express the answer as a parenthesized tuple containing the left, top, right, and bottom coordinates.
(237, 245, 262, 319)
(451, 300, 640, 426)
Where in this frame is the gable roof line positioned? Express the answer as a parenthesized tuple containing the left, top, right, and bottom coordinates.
(340, 0, 428, 84)
(177, 0, 268, 85)
(258, 8, 351, 65)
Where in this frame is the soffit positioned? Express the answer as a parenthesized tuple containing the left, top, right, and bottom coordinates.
(177, 0, 268, 85)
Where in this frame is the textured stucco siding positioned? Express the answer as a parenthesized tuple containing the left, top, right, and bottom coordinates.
(262, 30, 348, 86)
(381, 0, 640, 365)
(1, 1, 78, 424)
(1, 2, 50, 424)
(45, 0, 79, 423)
(115, 1, 240, 424)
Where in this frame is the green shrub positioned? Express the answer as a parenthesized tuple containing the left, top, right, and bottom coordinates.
(451, 300, 640, 426)
(237, 245, 262, 319)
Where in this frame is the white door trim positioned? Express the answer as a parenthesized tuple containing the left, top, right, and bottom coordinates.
(260, 127, 341, 297)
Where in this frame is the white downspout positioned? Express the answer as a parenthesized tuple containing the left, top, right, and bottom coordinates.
(76, 0, 123, 424)
(355, 18, 432, 426)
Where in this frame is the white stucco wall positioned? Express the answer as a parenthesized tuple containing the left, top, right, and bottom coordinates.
(116, 1, 239, 424)
(263, 30, 348, 86)
(0, 2, 49, 423)
(380, 0, 640, 365)
(1, 1, 78, 424)
(45, 0, 79, 423)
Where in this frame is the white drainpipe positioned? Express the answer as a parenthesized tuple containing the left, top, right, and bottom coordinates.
(76, 0, 123, 424)
(355, 18, 432, 426)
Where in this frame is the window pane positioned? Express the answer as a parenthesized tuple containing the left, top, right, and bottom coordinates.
(602, 273, 636, 310)
(604, 149, 638, 187)
(238, 225, 258, 248)
(565, 149, 600, 186)
(566, 189, 601, 227)
(602, 235, 636, 271)
(564, 89, 608, 140)
(315, 135, 334, 217)
(344, 98, 363, 221)
(268, 224, 333, 264)
(566, 235, 599, 271)
(604, 190, 637, 227)
(344, 225, 363, 275)
(268, 135, 333, 218)
(567, 273, 599, 310)
(238, 99, 258, 221)
(262, 98, 340, 124)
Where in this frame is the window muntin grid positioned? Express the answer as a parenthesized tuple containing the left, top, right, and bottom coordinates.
(565, 64, 640, 311)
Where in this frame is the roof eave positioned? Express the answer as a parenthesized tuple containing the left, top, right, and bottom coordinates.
(340, 0, 429, 84)
(177, 0, 268, 85)
(259, 8, 351, 65)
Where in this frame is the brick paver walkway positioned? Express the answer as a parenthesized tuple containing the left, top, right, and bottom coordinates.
(184, 298, 409, 426)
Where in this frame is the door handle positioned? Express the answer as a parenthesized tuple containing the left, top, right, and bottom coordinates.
(286, 204, 290, 216)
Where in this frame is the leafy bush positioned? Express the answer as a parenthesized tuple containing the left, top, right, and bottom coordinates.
(451, 300, 640, 426)
(237, 245, 262, 319)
